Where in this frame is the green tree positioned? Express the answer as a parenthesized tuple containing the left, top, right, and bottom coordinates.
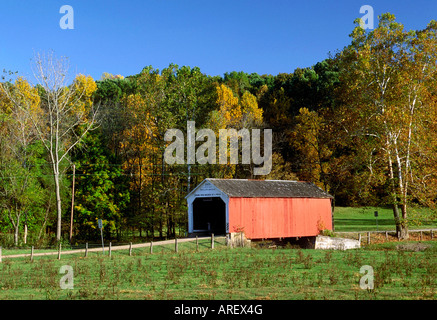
(0, 81, 47, 245)
(71, 132, 129, 240)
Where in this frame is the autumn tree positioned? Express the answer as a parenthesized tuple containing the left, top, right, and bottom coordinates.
(1, 52, 99, 241)
(0, 78, 47, 245)
(291, 107, 332, 191)
(204, 83, 264, 178)
(335, 14, 437, 238)
(118, 92, 159, 237)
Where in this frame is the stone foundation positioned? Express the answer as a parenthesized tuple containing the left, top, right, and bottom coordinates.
(314, 235, 360, 250)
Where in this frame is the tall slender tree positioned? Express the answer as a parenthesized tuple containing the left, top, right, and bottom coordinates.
(1, 52, 99, 241)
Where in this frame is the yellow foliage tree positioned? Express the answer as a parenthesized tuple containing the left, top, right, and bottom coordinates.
(119, 93, 158, 190)
(206, 84, 265, 178)
(215, 83, 242, 127)
(213, 83, 263, 129)
(240, 90, 263, 127)
(0, 77, 41, 116)
(292, 107, 332, 191)
(71, 74, 97, 114)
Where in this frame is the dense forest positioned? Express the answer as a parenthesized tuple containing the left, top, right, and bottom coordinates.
(1, 14, 436, 245)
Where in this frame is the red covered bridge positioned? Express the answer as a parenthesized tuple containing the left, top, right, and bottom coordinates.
(186, 178, 333, 240)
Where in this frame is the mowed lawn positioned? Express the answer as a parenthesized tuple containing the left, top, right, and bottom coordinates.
(333, 206, 437, 232)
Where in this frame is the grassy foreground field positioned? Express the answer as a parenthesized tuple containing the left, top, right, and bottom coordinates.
(0, 238, 435, 300)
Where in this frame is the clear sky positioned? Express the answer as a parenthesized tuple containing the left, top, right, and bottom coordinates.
(0, 0, 436, 81)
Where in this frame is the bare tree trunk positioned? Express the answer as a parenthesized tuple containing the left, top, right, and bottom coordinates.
(14, 225, 19, 246)
(69, 163, 75, 243)
(395, 139, 409, 240)
(399, 204, 409, 239)
(387, 148, 404, 237)
(8, 207, 20, 246)
(54, 171, 63, 242)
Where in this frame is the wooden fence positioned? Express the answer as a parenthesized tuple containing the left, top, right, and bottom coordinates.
(336, 228, 436, 244)
(0, 234, 226, 263)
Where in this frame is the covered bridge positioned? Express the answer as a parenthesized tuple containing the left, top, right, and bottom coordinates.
(186, 178, 333, 240)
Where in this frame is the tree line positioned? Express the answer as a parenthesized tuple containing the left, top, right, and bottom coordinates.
(0, 14, 436, 245)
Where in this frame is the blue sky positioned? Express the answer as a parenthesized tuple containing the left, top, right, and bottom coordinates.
(0, 0, 436, 81)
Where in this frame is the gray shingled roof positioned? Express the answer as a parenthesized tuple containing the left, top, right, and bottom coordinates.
(205, 178, 333, 198)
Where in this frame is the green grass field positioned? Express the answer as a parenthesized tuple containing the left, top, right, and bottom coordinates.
(333, 206, 437, 232)
(0, 206, 436, 300)
(0, 238, 435, 300)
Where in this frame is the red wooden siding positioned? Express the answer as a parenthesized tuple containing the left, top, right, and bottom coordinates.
(228, 197, 332, 239)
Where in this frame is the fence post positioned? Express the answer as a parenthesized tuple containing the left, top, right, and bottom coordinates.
(129, 242, 132, 256)
(385, 231, 388, 241)
(150, 241, 153, 254)
(211, 233, 214, 249)
(431, 230, 434, 240)
(85, 242, 88, 257)
(109, 242, 112, 258)
(175, 238, 178, 253)
(196, 236, 199, 252)
(420, 231, 423, 241)
(358, 233, 361, 243)
(367, 232, 371, 245)
(58, 243, 62, 260)
(31, 246, 34, 262)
